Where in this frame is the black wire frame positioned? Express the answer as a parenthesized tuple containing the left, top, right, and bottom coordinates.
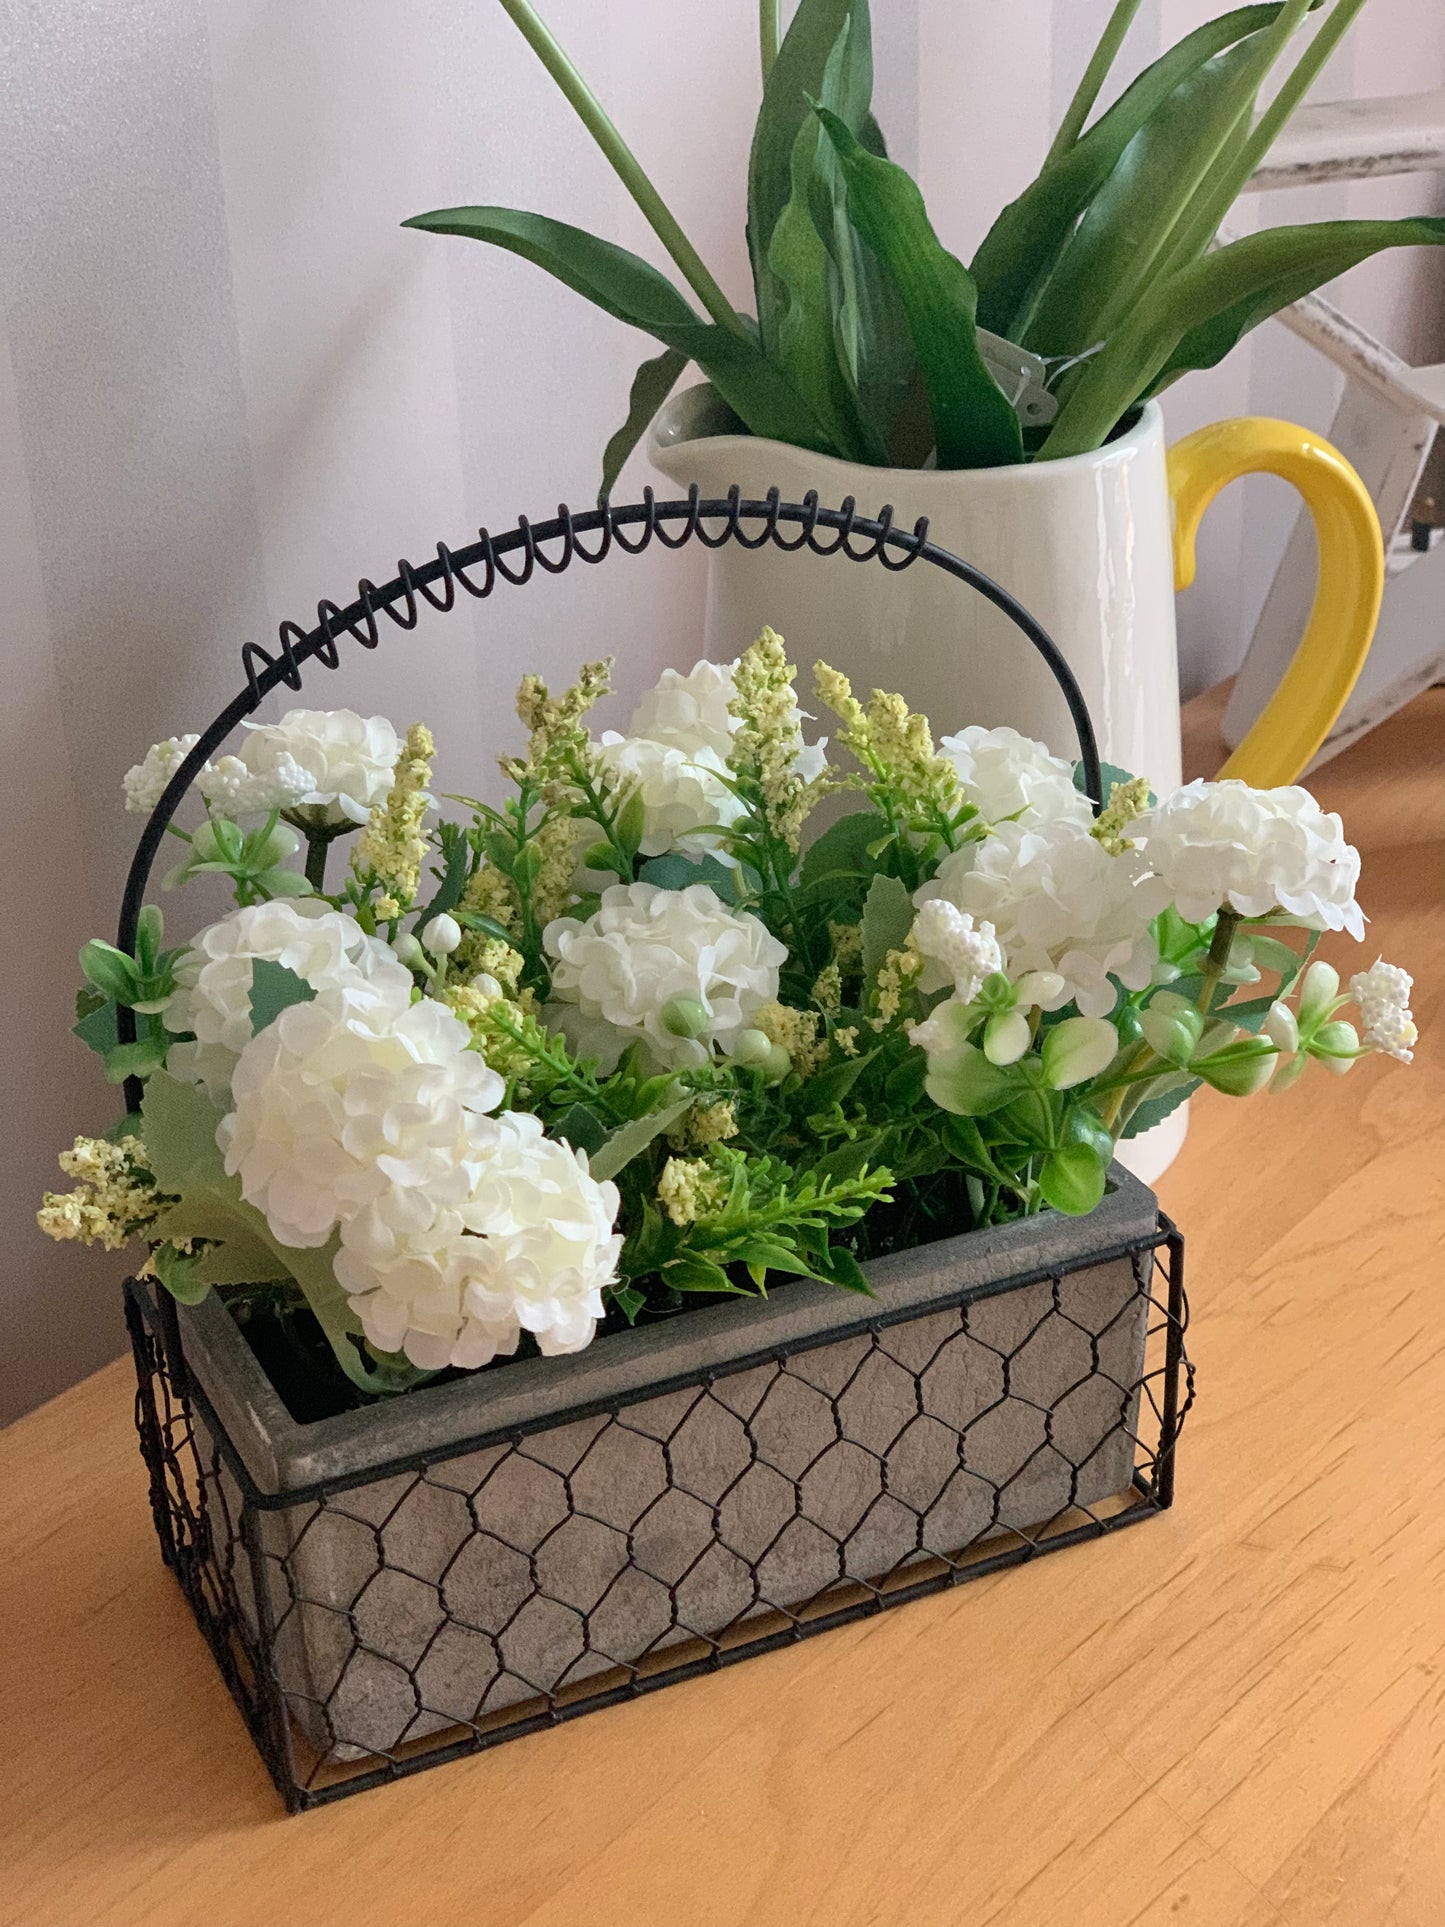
(125, 1216, 1190, 1814)
(113, 486, 1105, 1108)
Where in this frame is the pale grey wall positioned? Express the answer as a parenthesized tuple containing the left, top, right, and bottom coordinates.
(2, 0, 1440, 1421)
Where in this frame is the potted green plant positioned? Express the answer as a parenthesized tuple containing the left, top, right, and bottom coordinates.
(46, 610, 1415, 1790)
(405, 0, 1437, 801)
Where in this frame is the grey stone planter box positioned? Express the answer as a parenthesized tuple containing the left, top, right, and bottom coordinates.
(134, 1166, 1184, 1804)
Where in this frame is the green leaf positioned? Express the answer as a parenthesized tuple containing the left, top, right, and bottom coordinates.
(810, 1131, 888, 1182)
(73, 997, 120, 1058)
(551, 1102, 611, 1157)
(135, 905, 164, 974)
(1120, 1072, 1197, 1139)
(414, 835, 472, 930)
(103, 1035, 169, 1084)
(664, 1252, 745, 1294)
(1047, 215, 1445, 458)
(637, 852, 739, 901)
(611, 1282, 647, 1326)
(1022, 26, 1280, 357)
(940, 1112, 1006, 1179)
(80, 940, 141, 1006)
(103, 1111, 145, 1144)
(973, 6, 1297, 337)
(601, 345, 690, 497)
(799, 808, 890, 886)
(859, 871, 914, 999)
(149, 1185, 295, 1286)
(769, 113, 882, 463)
(747, 0, 864, 350)
(1039, 1143, 1107, 1215)
(801, 1046, 875, 1113)
(248, 959, 317, 1035)
(884, 1050, 928, 1108)
(814, 107, 1023, 469)
(403, 206, 831, 451)
(1144, 215, 1445, 395)
(589, 1091, 695, 1183)
(140, 1071, 229, 1194)
(812, 1241, 874, 1294)
(925, 1042, 1018, 1118)
(152, 1242, 212, 1306)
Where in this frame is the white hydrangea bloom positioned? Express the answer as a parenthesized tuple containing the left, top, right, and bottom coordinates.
(123, 735, 202, 814)
(618, 656, 827, 800)
(1350, 959, 1417, 1062)
(924, 818, 1169, 1017)
(237, 709, 400, 826)
(198, 751, 316, 817)
(165, 900, 414, 1101)
(909, 900, 1003, 1001)
(596, 734, 745, 857)
(544, 881, 786, 1068)
(938, 725, 1091, 830)
(220, 988, 505, 1250)
(1138, 779, 1365, 938)
(629, 657, 739, 758)
(337, 1112, 622, 1368)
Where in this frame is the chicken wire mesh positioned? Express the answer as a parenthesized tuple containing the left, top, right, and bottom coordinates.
(125, 1217, 1189, 1811)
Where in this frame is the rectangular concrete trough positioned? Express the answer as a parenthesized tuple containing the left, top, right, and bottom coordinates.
(169, 1169, 1162, 1765)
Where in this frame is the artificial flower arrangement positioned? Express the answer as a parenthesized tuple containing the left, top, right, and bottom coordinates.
(406, 0, 1445, 485)
(41, 633, 1416, 1404)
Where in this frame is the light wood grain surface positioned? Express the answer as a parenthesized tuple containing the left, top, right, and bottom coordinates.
(3, 686, 1442, 1927)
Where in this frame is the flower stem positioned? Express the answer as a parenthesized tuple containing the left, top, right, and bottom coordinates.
(1045, 0, 1144, 164)
(499, 0, 747, 338)
(1197, 907, 1242, 1014)
(304, 830, 331, 892)
(759, 0, 780, 84)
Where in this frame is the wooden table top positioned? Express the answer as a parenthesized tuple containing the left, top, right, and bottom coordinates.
(4, 686, 1442, 1927)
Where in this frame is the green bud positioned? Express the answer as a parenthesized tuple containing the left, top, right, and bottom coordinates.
(762, 1041, 792, 1083)
(1195, 1038, 1275, 1097)
(1311, 1019, 1361, 1073)
(1138, 1003, 1204, 1066)
(731, 1028, 773, 1068)
(1041, 1017, 1119, 1091)
(983, 1008, 1031, 1067)
(1298, 960, 1341, 1029)
(976, 972, 1016, 1013)
(393, 933, 427, 970)
(1264, 1001, 1299, 1053)
(660, 996, 710, 1041)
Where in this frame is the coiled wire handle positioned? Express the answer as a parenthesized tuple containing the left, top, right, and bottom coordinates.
(116, 487, 1103, 1104)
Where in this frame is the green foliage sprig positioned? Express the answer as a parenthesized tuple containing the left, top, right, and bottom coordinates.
(406, 0, 1445, 484)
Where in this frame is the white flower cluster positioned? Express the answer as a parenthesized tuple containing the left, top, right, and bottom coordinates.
(198, 751, 315, 817)
(164, 900, 412, 1102)
(123, 736, 201, 813)
(597, 657, 827, 859)
(939, 725, 1091, 830)
(214, 909, 621, 1368)
(1138, 780, 1364, 937)
(910, 900, 1003, 1003)
(544, 881, 785, 1068)
(1350, 959, 1417, 1062)
(121, 709, 400, 824)
(923, 819, 1168, 1017)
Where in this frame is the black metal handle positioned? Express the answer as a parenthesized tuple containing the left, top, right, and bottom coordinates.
(115, 486, 1103, 1105)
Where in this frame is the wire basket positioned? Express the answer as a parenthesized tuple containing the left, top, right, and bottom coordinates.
(119, 489, 1188, 1810)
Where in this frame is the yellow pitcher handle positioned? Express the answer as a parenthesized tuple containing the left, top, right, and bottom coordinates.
(1167, 418, 1384, 786)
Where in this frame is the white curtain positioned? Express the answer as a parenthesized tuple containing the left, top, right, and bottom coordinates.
(3, 0, 1440, 1419)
